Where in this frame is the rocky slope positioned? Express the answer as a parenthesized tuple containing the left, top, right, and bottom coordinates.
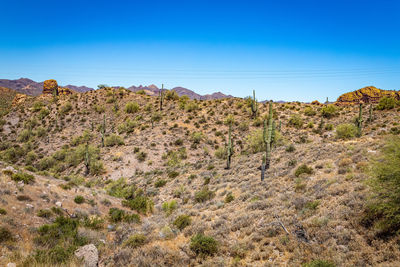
(0, 87, 399, 266)
(336, 86, 400, 105)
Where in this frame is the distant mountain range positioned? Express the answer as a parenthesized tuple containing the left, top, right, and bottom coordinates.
(0, 78, 233, 100)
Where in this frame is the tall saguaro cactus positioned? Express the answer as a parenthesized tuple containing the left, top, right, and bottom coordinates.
(251, 90, 258, 119)
(84, 142, 90, 175)
(226, 123, 233, 169)
(368, 104, 373, 123)
(159, 84, 165, 111)
(262, 100, 275, 180)
(101, 114, 106, 147)
(356, 103, 363, 137)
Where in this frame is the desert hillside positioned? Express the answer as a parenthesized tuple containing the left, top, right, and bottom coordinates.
(1, 85, 400, 266)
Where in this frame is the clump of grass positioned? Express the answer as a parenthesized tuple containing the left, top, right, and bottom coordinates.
(125, 102, 140, 113)
(295, 164, 313, 177)
(194, 187, 215, 203)
(105, 134, 124, 147)
(162, 200, 177, 216)
(74, 195, 85, 204)
(155, 179, 167, 188)
(11, 172, 35, 184)
(37, 209, 52, 218)
(123, 234, 146, 248)
(224, 192, 234, 203)
(302, 259, 335, 267)
(173, 214, 192, 230)
(190, 233, 218, 256)
(336, 123, 358, 140)
(0, 226, 13, 242)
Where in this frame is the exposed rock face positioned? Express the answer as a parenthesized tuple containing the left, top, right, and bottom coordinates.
(43, 79, 58, 95)
(12, 93, 29, 106)
(58, 87, 73, 95)
(336, 86, 400, 105)
(74, 244, 98, 267)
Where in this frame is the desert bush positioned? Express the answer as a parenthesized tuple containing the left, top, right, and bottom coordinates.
(288, 114, 303, 129)
(336, 123, 357, 140)
(74, 195, 85, 204)
(105, 134, 124, 146)
(122, 195, 154, 214)
(376, 97, 398, 110)
(155, 179, 167, 188)
(214, 147, 226, 159)
(165, 90, 179, 100)
(194, 187, 215, 203)
(106, 178, 135, 198)
(190, 234, 218, 256)
(17, 129, 32, 142)
(246, 129, 283, 154)
(37, 209, 53, 218)
(136, 151, 147, 162)
(108, 208, 140, 223)
(0, 208, 7, 215)
(191, 132, 204, 144)
(11, 172, 35, 184)
(123, 234, 146, 248)
(304, 106, 316, 116)
(363, 136, 400, 236)
(125, 102, 140, 113)
(0, 226, 13, 243)
(117, 118, 137, 134)
(162, 200, 177, 216)
(321, 105, 337, 118)
(31, 216, 87, 264)
(173, 214, 192, 230)
(60, 102, 72, 114)
(225, 192, 234, 203)
(302, 260, 335, 267)
(295, 164, 313, 177)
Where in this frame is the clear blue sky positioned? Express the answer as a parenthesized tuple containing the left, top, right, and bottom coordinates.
(1, 0, 399, 102)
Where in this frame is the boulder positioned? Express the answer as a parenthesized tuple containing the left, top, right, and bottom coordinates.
(74, 244, 99, 267)
(43, 79, 58, 95)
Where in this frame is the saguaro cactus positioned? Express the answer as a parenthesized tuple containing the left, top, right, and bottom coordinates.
(159, 84, 165, 111)
(251, 90, 258, 118)
(355, 103, 363, 137)
(84, 142, 90, 175)
(226, 123, 233, 169)
(101, 114, 106, 147)
(262, 100, 275, 180)
(368, 104, 373, 123)
(261, 154, 266, 181)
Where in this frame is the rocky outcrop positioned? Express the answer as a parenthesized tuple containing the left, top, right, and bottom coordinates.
(43, 79, 58, 95)
(43, 80, 74, 96)
(12, 93, 29, 106)
(336, 86, 400, 105)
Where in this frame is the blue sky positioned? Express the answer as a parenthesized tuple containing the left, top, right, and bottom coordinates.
(1, 0, 399, 102)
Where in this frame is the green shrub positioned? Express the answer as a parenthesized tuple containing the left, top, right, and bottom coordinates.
(336, 123, 358, 140)
(173, 214, 192, 230)
(155, 179, 167, 188)
(321, 105, 337, 118)
(190, 234, 218, 256)
(0, 226, 13, 242)
(18, 129, 32, 142)
(123, 234, 146, 248)
(295, 164, 313, 177)
(304, 106, 316, 116)
(37, 209, 52, 218)
(246, 129, 282, 154)
(108, 208, 126, 222)
(122, 196, 154, 214)
(136, 151, 147, 162)
(194, 187, 215, 203)
(288, 114, 303, 129)
(191, 132, 204, 144)
(224, 192, 234, 203)
(60, 102, 72, 114)
(74, 195, 85, 204)
(105, 134, 124, 147)
(162, 200, 177, 216)
(302, 259, 335, 267)
(376, 97, 398, 110)
(11, 172, 35, 184)
(363, 136, 400, 236)
(106, 178, 135, 199)
(0, 208, 7, 215)
(125, 102, 140, 113)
